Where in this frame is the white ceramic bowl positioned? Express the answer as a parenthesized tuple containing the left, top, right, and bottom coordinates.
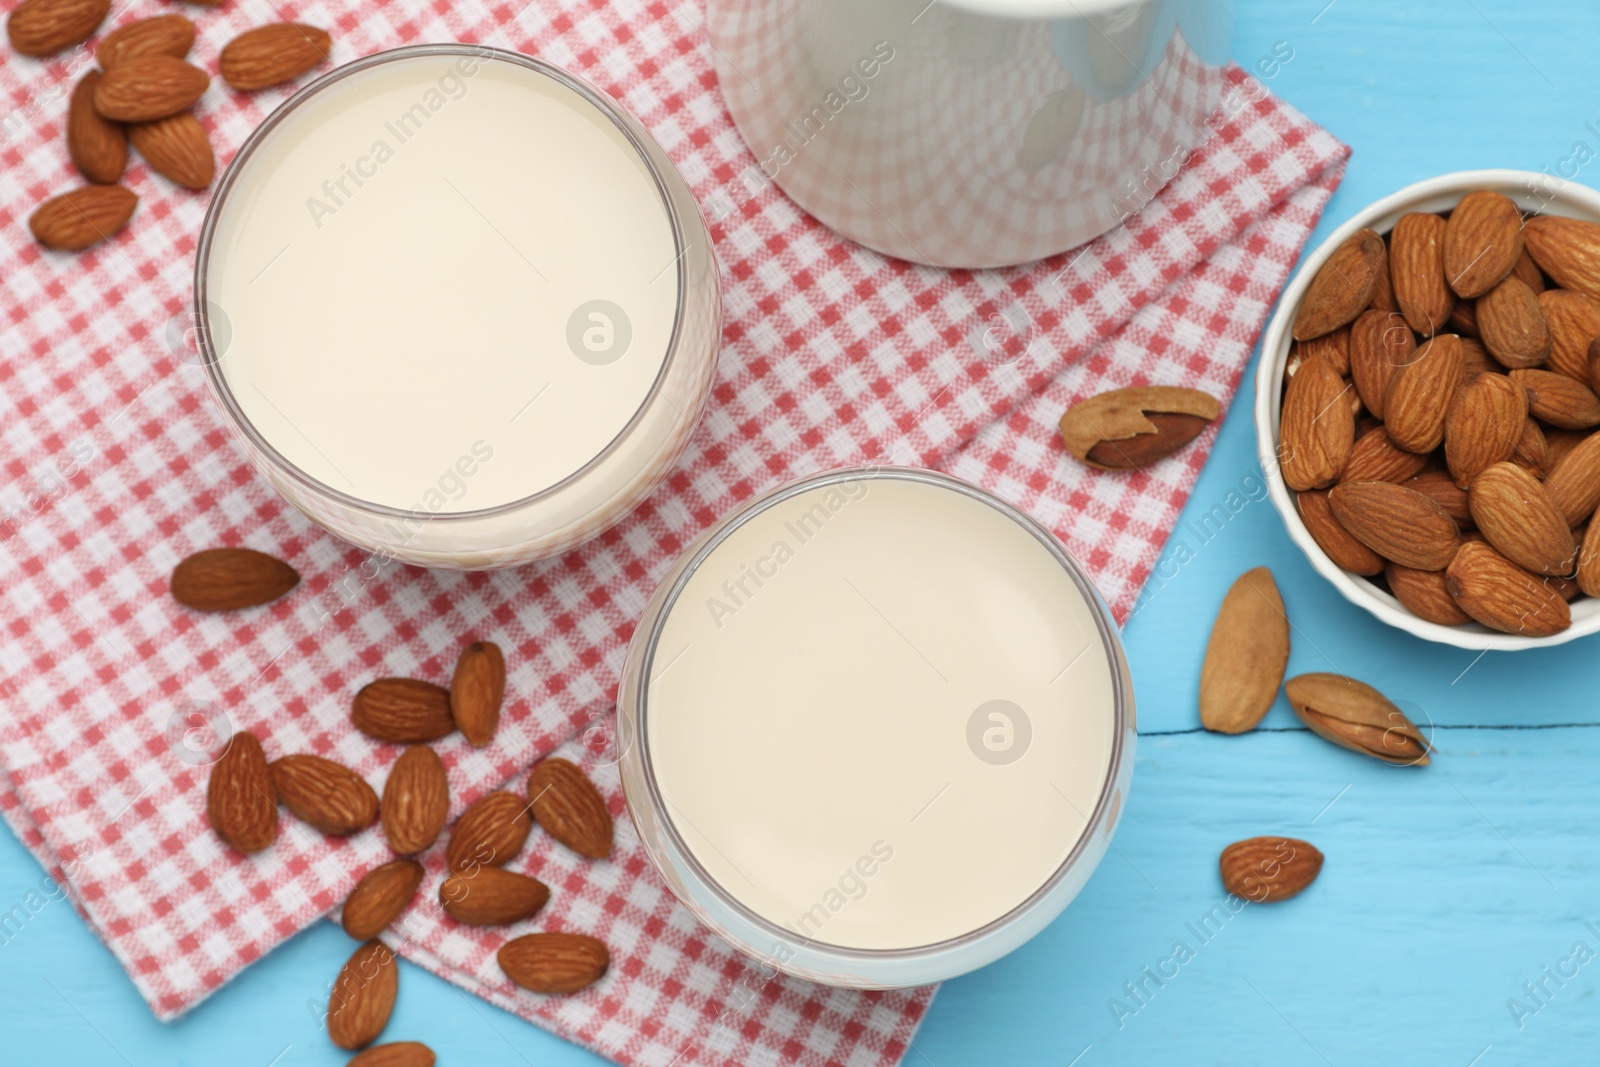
(1255, 169, 1600, 651)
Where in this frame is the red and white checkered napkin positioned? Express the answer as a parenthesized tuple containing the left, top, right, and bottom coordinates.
(0, 0, 1347, 1061)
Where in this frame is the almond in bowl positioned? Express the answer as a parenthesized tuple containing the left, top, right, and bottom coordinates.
(1256, 170, 1600, 649)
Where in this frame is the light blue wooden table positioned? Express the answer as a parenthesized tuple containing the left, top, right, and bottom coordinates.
(6, 1, 1600, 1062)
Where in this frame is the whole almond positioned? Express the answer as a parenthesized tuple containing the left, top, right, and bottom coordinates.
(1198, 568, 1289, 735)
(1340, 427, 1429, 484)
(1544, 431, 1600, 526)
(1476, 275, 1550, 369)
(1298, 326, 1351, 377)
(348, 1043, 436, 1067)
(1509, 367, 1600, 429)
(94, 56, 208, 121)
(67, 72, 126, 184)
(1279, 355, 1353, 490)
(1328, 481, 1461, 571)
(353, 679, 455, 743)
(1512, 417, 1552, 478)
(1293, 229, 1386, 341)
(170, 546, 298, 610)
(1524, 215, 1600, 300)
(270, 754, 378, 835)
(1219, 837, 1323, 902)
(381, 745, 449, 855)
(1297, 490, 1384, 575)
(220, 23, 332, 90)
(450, 641, 505, 747)
(96, 14, 194, 68)
(498, 932, 610, 994)
(1285, 672, 1431, 766)
(1577, 519, 1600, 597)
(28, 184, 136, 250)
(206, 730, 277, 853)
(1348, 309, 1415, 419)
(439, 867, 551, 926)
(1445, 371, 1528, 488)
(1369, 239, 1398, 312)
(1443, 190, 1524, 298)
(128, 111, 213, 189)
(1385, 563, 1472, 626)
(527, 758, 613, 859)
(1446, 540, 1571, 636)
(1059, 386, 1221, 470)
(328, 940, 398, 1050)
(342, 859, 424, 941)
(447, 790, 532, 873)
(1403, 468, 1475, 529)
(6, 0, 108, 55)
(1468, 462, 1576, 575)
(1537, 288, 1600, 382)
(1390, 212, 1456, 337)
(1384, 333, 1465, 453)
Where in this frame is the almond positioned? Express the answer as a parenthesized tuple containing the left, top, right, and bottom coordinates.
(1524, 215, 1600, 300)
(270, 754, 378, 835)
(1459, 336, 1496, 381)
(94, 55, 208, 121)
(1279, 355, 1353, 490)
(1447, 299, 1478, 337)
(348, 1043, 436, 1067)
(1445, 371, 1527, 488)
(498, 932, 609, 994)
(28, 184, 136, 250)
(380, 745, 449, 854)
(170, 546, 298, 610)
(1198, 567, 1289, 735)
(1512, 417, 1552, 478)
(1219, 837, 1323, 902)
(1348, 309, 1415, 419)
(1297, 326, 1350, 377)
(1577, 519, 1600, 597)
(352, 679, 455, 743)
(1384, 333, 1464, 453)
(1390, 212, 1456, 336)
(1476, 275, 1550, 368)
(1444, 190, 1524, 298)
(96, 14, 194, 68)
(450, 641, 505, 747)
(220, 23, 332, 90)
(1340, 427, 1429, 484)
(1059, 386, 1220, 470)
(1509, 367, 1600, 429)
(67, 72, 125, 184)
(1513, 248, 1546, 292)
(1589, 336, 1600, 397)
(1446, 540, 1571, 636)
(206, 729, 277, 853)
(1385, 563, 1472, 626)
(439, 867, 551, 926)
(128, 111, 213, 189)
(342, 860, 424, 941)
(1328, 481, 1461, 571)
(1542, 432, 1600, 527)
(446, 790, 532, 873)
(1286, 672, 1431, 765)
(1369, 239, 1398, 312)
(1546, 426, 1589, 469)
(1538, 288, 1600, 382)
(1403, 468, 1475, 529)
(6, 0, 107, 56)
(1468, 461, 1576, 575)
(527, 758, 613, 859)
(1297, 490, 1384, 575)
(329, 940, 398, 1050)
(1293, 229, 1386, 340)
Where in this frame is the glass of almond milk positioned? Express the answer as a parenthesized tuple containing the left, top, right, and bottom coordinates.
(618, 466, 1134, 986)
(194, 45, 720, 568)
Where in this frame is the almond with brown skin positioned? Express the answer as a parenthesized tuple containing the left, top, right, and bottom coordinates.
(28, 184, 136, 250)
(1385, 333, 1464, 453)
(1403, 468, 1474, 529)
(1328, 481, 1461, 571)
(96, 13, 194, 67)
(348, 1043, 436, 1067)
(1445, 371, 1527, 488)
(1279, 355, 1353, 490)
(220, 23, 332, 90)
(1340, 427, 1430, 484)
(6, 0, 108, 56)
(170, 547, 298, 610)
(1468, 462, 1576, 575)
(270, 754, 378, 835)
(1219, 837, 1324, 903)
(447, 790, 532, 873)
(1059, 386, 1221, 470)
(1589, 336, 1600, 397)
(1459, 337, 1495, 381)
(1391, 212, 1456, 336)
(67, 72, 125, 184)
(1524, 215, 1600, 300)
(1546, 426, 1589, 470)
(206, 730, 277, 853)
(328, 940, 398, 1050)
(451, 641, 505, 747)
(1298, 490, 1384, 575)
(1476, 275, 1551, 369)
(1293, 229, 1386, 340)
(498, 932, 609, 994)
(1513, 248, 1546, 292)
(342, 860, 424, 941)
(93, 55, 209, 121)
(1447, 299, 1478, 338)
(1447, 540, 1571, 636)
(1297, 326, 1350, 376)
(353, 679, 455, 743)
(1510, 367, 1600, 429)
(381, 745, 449, 855)
(1286, 672, 1431, 765)
(1198, 568, 1289, 735)
(528, 758, 613, 859)
(1443, 190, 1524, 298)
(439, 867, 551, 926)
(128, 111, 213, 189)
(1538, 288, 1600, 382)
(1385, 562, 1472, 626)
(1544, 431, 1600, 526)
(1512, 417, 1552, 478)
(1577, 520, 1600, 597)
(1369, 239, 1398, 312)
(1348, 309, 1414, 419)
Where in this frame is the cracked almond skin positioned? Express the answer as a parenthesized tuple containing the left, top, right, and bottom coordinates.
(1293, 229, 1386, 341)
(342, 860, 424, 941)
(329, 940, 398, 1050)
(498, 932, 610, 994)
(1446, 541, 1571, 636)
(381, 744, 449, 855)
(451, 641, 505, 747)
(1443, 190, 1524, 299)
(1279, 354, 1352, 490)
(1285, 672, 1431, 766)
(1198, 568, 1289, 735)
(439, 867, 551, 926)
(446, 790, 532, 873)
(170, 546, 298, 610)
(1328, 481, 1461, 571)
(206, 729, 277, 853)
(1297, 490, 1383, 576)
(1219, 837, 1324, 903)
(527, 758, 613, 859)
(1058, 386, 1220, 470)
(1384, 333, 1464, 453)
(1468, 462, 1576, 576)
(1390, 212, 1456, 337)
(353, 679, 455, 743)
(269, 754, 378, 835)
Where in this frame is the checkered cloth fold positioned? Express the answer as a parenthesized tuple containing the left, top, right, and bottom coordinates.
(0, 1, 1347, 1064)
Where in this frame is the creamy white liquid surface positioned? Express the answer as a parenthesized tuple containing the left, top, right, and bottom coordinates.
(646, 474, 1117, 950)
(207, 53, 680, 512)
